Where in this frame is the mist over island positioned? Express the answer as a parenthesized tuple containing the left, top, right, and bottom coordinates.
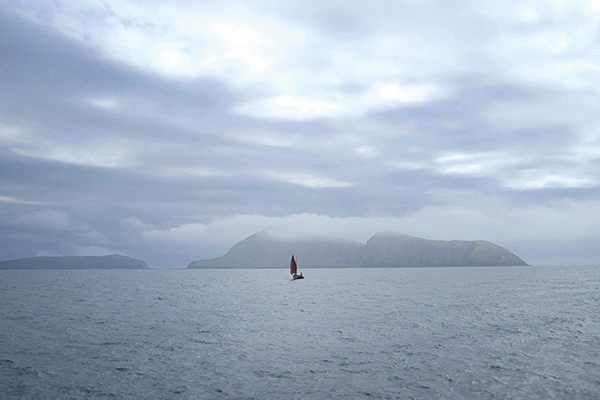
(188, 231, 527, 269)
(0, 231, 526, 269)
(0, 254, 148, 270)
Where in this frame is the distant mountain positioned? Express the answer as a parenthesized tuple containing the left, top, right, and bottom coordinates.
(0, 254, 149, 270)
(361, 232, 527, 267)
(187, 231, 527, 268)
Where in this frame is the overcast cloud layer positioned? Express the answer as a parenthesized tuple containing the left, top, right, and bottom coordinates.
(2, 0, 600, 267)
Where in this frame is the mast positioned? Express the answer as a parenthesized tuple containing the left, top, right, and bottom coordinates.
(290, 255, 297, 275)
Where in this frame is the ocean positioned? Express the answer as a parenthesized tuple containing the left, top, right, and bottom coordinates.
(1, 266, 598, 399)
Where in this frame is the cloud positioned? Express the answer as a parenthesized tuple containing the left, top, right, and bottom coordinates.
(0, 195, 45, 205)
(2, 1, 600, 266)
(20, 209, 81, 231)
(256, 170, 352, 189)
(12, 139, 137, 168)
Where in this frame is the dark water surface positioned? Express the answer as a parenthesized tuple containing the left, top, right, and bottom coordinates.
(1, 266, 599, 399)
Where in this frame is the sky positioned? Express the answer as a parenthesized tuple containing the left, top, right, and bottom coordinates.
(1, 0, 600, 267)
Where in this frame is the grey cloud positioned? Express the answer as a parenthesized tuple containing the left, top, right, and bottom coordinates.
(2, 2, 600, 266)
(0, 11, 239, 131)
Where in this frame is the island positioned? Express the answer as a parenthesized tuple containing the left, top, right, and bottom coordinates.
(0, 254, 149, 269)
(187, 231, 528, 269)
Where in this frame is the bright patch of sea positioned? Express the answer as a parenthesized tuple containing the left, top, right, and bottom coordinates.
(1, 266, 599, 399)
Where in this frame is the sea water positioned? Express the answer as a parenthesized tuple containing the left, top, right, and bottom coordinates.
(1, 266, 599, 399)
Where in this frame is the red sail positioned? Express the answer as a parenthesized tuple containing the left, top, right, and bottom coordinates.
(290, 255, 297, 275)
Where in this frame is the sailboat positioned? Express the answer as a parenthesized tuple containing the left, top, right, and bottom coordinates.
(290, 255, 304, 280)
